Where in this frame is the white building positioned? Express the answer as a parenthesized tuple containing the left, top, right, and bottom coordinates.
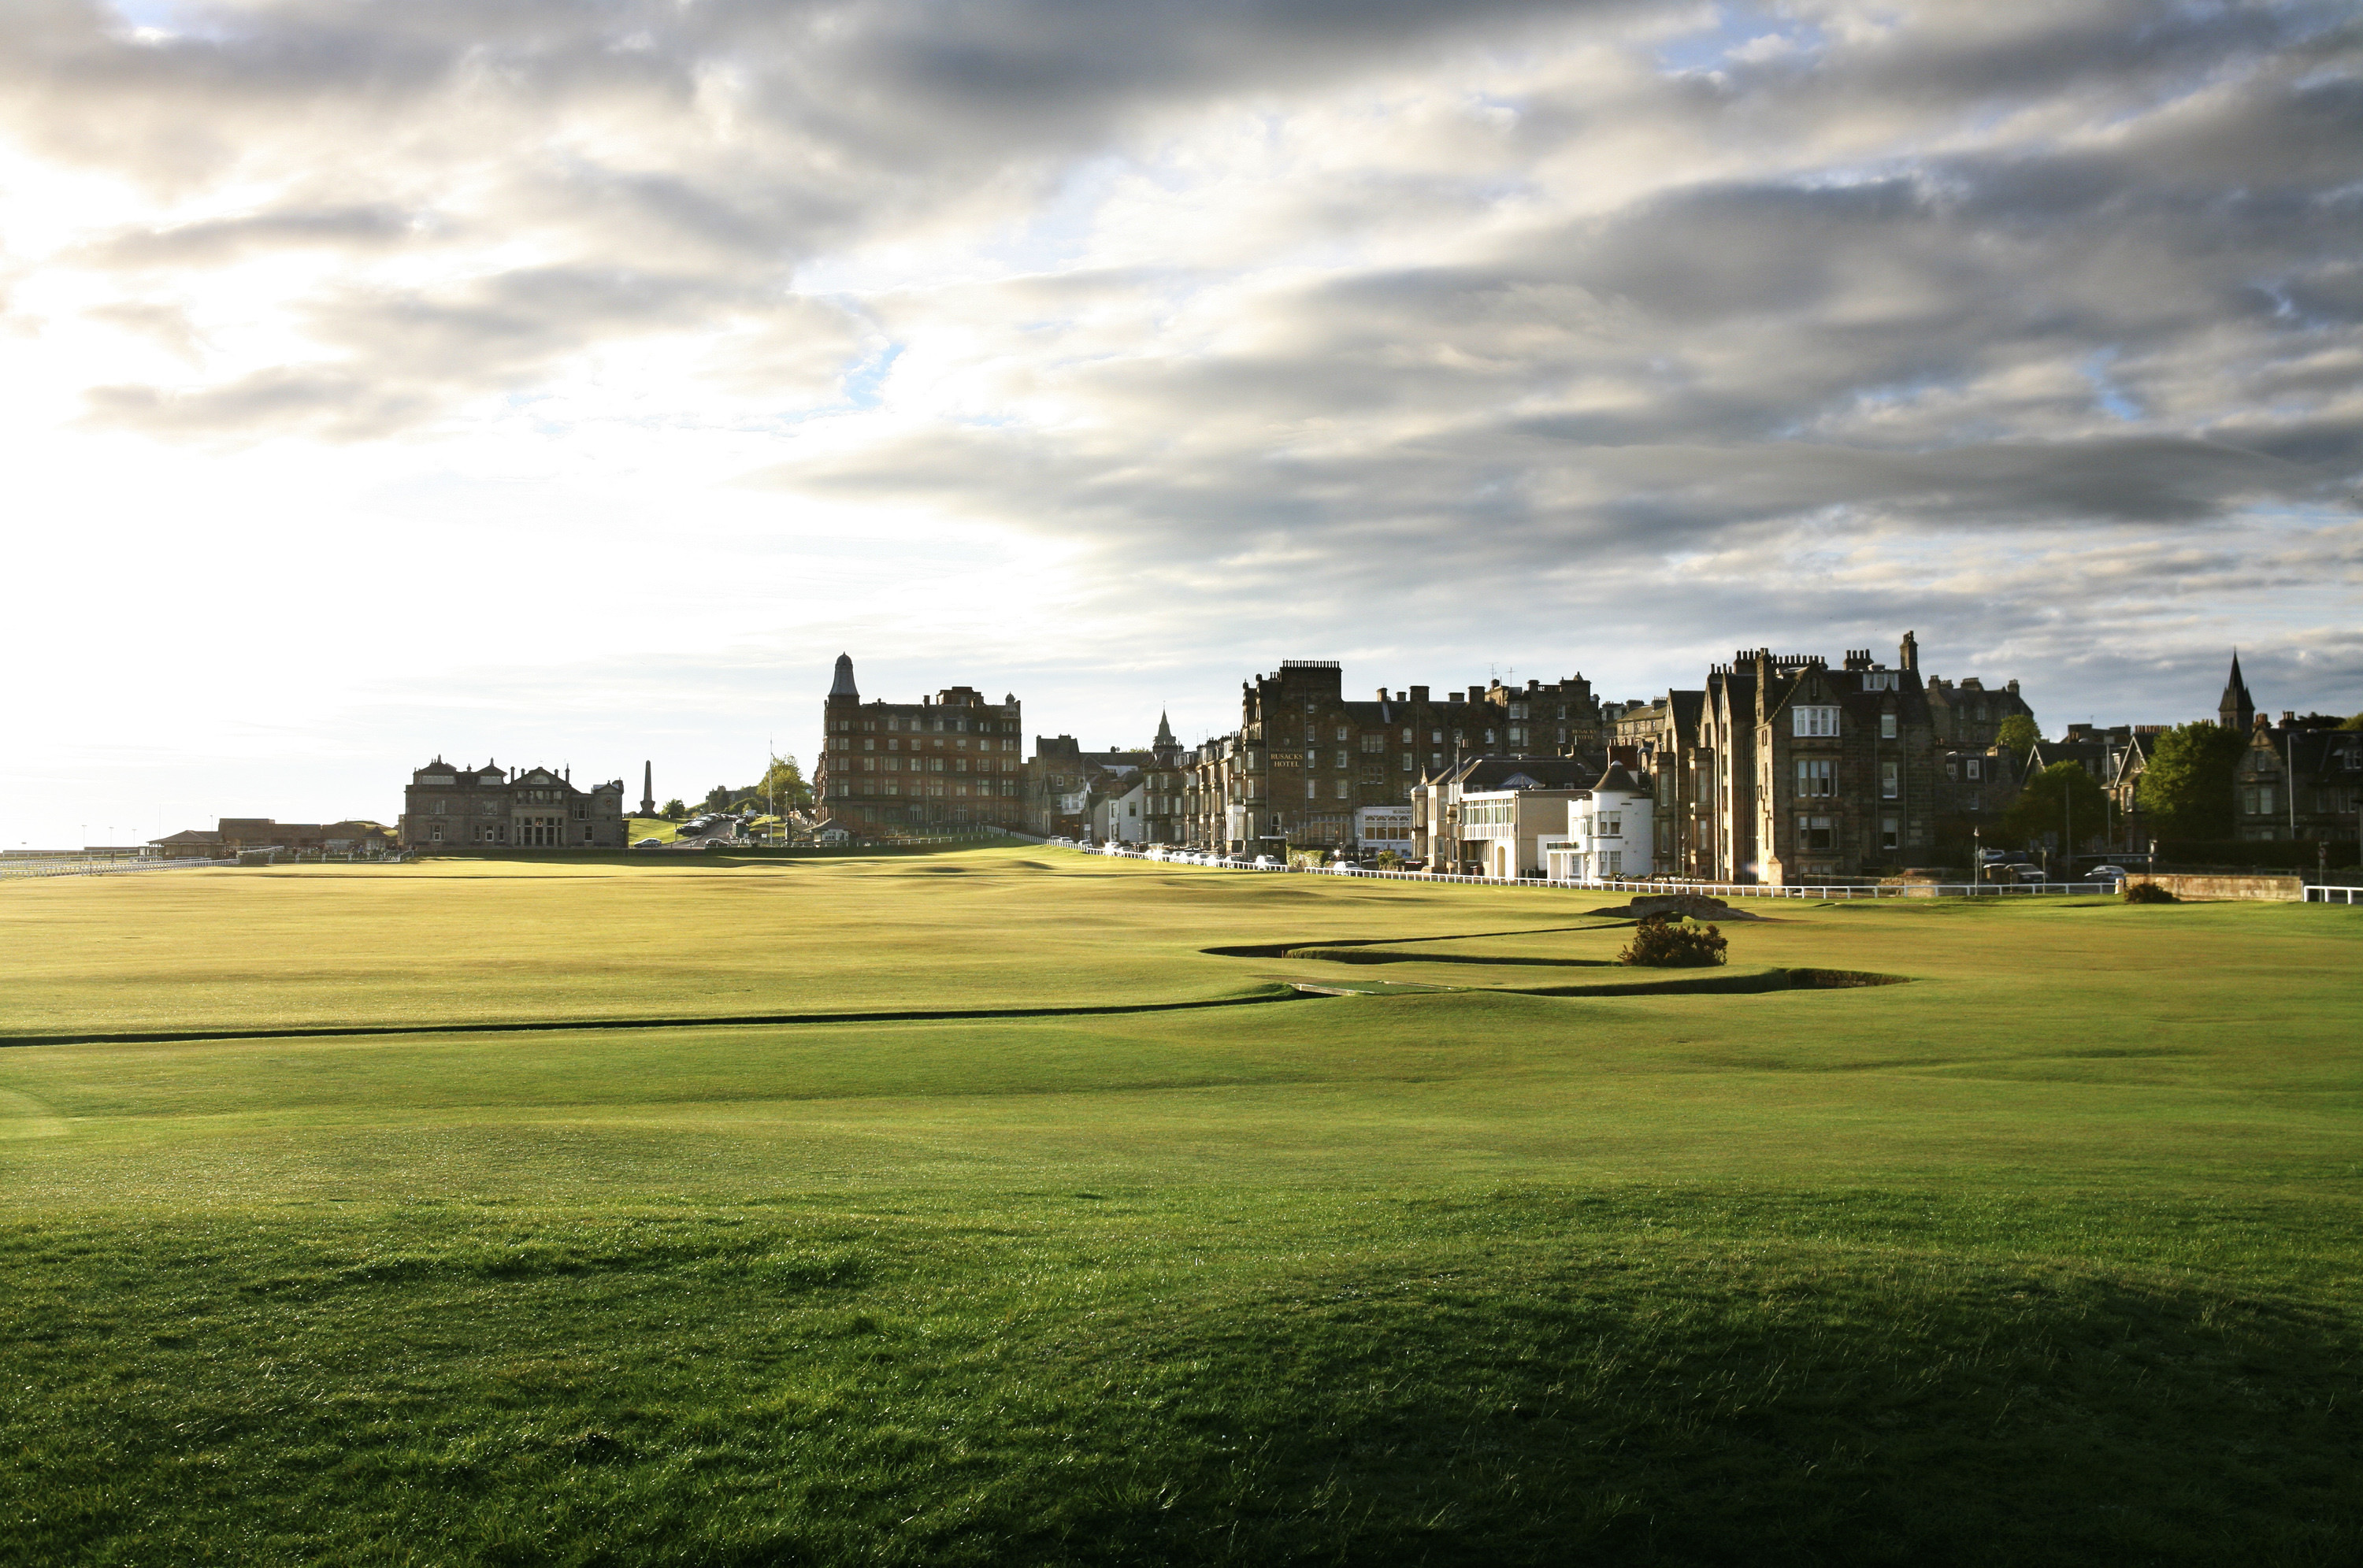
(1458, 787, 1586, 880)
(1545, 762, 1654, 881)
(1355, 805, 1412, 858)
(1088, 776, 1147, 843)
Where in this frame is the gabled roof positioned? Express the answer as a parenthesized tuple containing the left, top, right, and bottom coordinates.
(2244, 726, 2363, 779)
(1594, 762, 1641, 794)
(1437, 754, 1604, 791)
(1759, 658, 1932, 728)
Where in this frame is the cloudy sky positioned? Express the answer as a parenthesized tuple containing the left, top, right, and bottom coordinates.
(3, 0, 2357, 843)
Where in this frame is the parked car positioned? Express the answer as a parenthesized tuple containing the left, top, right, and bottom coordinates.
(2012, 864, 2047, 882)
(2085, 865, 2129, 883)
(1251, 855, 1280, 869)
(632, 837, 666, 848)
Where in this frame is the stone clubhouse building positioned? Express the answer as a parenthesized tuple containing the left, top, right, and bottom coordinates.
(399, 758, 628, 851)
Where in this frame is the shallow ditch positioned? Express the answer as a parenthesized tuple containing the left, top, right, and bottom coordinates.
(1211, 936, 1908, 996)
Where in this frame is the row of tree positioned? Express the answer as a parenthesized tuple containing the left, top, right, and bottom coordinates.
(640, 755, 816, 822)
(2001, 713, 2360, 853)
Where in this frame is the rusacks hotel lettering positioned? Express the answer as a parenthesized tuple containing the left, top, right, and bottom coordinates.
(814, 654, 1031, 838)
(400, 759, 626, 851)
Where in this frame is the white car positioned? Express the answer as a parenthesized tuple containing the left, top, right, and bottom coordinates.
(1251, 855, 1280, 869)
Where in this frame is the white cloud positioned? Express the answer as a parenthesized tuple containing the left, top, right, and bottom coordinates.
(0, 0, 2358, 842)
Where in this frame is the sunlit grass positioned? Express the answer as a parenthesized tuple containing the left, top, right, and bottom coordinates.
(2, 849, 2358, 1562)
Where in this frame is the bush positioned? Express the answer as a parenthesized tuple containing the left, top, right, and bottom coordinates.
(1619, 914, 1729, 968)
(2123, 880, 2179, 904)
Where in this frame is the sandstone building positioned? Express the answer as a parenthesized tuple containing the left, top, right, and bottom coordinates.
(400, 761, 626, 850)
(2236, 719, 2363, 847)
(1608, 633, 2036, 883)
(150, 819, 395, 858)
(816, 654, 1029, 838)
(1185, 662, 1452, 855)
(1742, 644, 1938, 884)
(1410, 754, 1607, 869)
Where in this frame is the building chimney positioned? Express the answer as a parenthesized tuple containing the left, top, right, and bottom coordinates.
(1410, 686, 1429, 702)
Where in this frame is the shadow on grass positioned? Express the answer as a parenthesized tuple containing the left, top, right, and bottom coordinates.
(3, 1212, 2354, 1566)
(1081, 1250, 2362, 1567)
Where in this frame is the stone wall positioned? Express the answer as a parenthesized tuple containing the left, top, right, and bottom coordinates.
(2131, 873, 2304, 902)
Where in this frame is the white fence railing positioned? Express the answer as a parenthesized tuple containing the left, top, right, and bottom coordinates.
(0, 855, 226, 881)
(2304, 884, 2362, 904)
(1063, 843, 2116, 898)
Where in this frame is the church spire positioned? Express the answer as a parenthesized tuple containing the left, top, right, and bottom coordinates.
(2218, 651, 2254, 732)
(1155, 710, 1175, 746)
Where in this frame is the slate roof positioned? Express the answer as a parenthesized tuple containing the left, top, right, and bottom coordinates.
(1593, 762, 1641, 794)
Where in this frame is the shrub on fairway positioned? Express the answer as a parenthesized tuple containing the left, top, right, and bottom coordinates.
(2123, 880, 2179, 904)
(1618, 913, 1728, 967)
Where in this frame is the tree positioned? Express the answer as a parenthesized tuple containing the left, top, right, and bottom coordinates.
(702, 785, 733, 813)
(2137, 722, 2247, 840)
(2004, 761, 2109, 853)
(758, 754, 813, 810)
(661, 799, 688, 821)
(2339, 712, 2363, 732)
(1995, 713, 2042, 755)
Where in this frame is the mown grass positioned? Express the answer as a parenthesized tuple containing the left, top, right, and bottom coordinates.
(2, 847, 2359, 1564)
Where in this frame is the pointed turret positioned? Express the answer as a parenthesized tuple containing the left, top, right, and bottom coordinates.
(2218, 651, 2254, 732)
(829, 654, 859, 701)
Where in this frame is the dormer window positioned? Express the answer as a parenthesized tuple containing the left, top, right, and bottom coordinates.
(1863, 672, 1898, 691)
(1794, 706, 1840, 737)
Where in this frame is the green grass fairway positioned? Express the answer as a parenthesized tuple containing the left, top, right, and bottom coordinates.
(4, 847, 2359, 1564)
